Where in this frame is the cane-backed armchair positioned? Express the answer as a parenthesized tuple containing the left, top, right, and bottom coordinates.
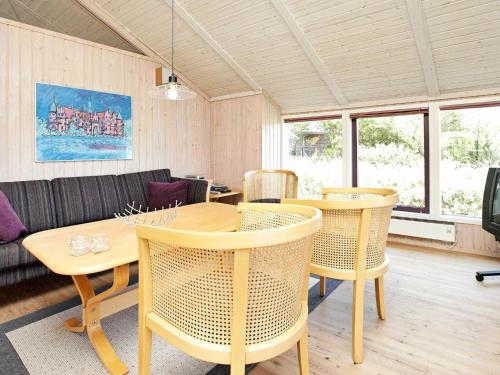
(137, 203, 322, 375)
(243, 169, 298, 203)
(284, 187, 398, 364)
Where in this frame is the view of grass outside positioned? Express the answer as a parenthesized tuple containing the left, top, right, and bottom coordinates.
(283, 119, 343, 198)
(356, 114, 425, 209)
(441, 107, 500, 218)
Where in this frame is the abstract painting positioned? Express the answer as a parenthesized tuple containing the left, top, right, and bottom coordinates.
(35, 83, 132, 161)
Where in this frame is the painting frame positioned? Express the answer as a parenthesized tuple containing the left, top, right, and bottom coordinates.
(35, 83, 133, 162)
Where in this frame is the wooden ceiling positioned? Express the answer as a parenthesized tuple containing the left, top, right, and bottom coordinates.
(2, 0, 500, 113)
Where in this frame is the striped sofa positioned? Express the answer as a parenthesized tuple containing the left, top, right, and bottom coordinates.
(0, 169, 209, 287)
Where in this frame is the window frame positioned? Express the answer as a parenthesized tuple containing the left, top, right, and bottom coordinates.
(351, 109, 430, 214)
(283, 115, 342, 123)
(280, 97, 500, 226)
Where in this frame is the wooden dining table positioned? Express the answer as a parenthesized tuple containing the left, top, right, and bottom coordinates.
(22, 202, 238, 375)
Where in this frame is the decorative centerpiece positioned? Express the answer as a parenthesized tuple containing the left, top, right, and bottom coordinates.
(114, 201, 180, 226)
(68, 234, 110, 256)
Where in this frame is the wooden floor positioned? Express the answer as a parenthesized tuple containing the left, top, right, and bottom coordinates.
(1, 247, 499, 374)
(253, 246, 500, 375)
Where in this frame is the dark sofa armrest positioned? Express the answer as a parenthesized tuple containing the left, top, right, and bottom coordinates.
(171, 177, 210, 204)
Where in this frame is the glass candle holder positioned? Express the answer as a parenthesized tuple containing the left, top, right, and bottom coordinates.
(69, 236, 90, 257)
(91, 234, 110, 253)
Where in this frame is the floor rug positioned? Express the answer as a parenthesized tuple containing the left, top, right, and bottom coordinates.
(0, 277, 341, 375)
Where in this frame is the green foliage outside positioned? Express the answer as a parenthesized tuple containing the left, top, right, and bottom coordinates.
(287, 119, 343, 198)
(441, 109, 500, 217)
(356, 115, 425, 208)
(288, 119, 343, 160)
(441, 111, 497, 167)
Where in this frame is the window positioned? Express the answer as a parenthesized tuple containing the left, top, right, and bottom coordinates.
(440, 104, 500, 218)
(352, 111, 429, 213)
(283, 116, 343, 198)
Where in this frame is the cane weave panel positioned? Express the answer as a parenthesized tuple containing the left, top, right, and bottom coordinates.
(239, 210, 307, 231)
(245, 172, 296, 202)
(323, 193, 383, 201)
(312, 206, 392, 270)
(246, 237, 310, 345)
(148, 209, 312, 347)
(150, 243, 235, 345)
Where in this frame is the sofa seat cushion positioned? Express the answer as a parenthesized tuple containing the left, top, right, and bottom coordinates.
(117, 169, 172, 210)
(0, 237, 39, 271)
(0, 180, 57, 234)
(52, 175, 124, 227)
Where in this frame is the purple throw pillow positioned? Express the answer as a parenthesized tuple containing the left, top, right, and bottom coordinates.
(0, 191, 27, 244)
(148, 181, 189, 210)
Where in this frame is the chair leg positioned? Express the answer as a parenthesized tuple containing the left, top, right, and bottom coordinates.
(319, 276, 326, 297)
(375, 276, 386, 320)
(352, 279, 365, 364)
(297, 328, 310, 375)
(230, 363, 245, 375)
(138, 322, 152, 375)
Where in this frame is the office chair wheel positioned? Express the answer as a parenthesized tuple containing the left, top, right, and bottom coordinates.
(476, 274, 484, 282)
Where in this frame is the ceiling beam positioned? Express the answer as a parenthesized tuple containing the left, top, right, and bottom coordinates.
(405, 0, 440, 97)
(210, 91, 262, 102)
(270, 0, 347, 106)
(164, 0, 261, 92)
(73, 0, 210, 101)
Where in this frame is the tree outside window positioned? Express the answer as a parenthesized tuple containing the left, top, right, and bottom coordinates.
(353, 113, 428, 212)
(285, 119, 343, 198)
(441, 106, 500, 217)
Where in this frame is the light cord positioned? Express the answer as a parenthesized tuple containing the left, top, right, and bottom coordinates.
(171, 0, 174, 75)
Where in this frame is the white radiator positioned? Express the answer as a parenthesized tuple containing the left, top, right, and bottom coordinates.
(389, 218, 456, 242)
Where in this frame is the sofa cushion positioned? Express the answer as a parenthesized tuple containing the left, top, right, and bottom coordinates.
(0, 191, 27, 244)
(0, 237, 39, 271)
(117, 169, 172, 210)
(52, 175, 124, 227)
(148, 181, 189, 210)
(0, 180, 57, 234)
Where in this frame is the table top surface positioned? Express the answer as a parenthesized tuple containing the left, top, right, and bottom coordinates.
(23, 202, 238, 276)
(209, 191, 241, 199)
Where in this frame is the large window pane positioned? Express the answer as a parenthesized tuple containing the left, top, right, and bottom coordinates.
(283, 119, 343, 198)
(441, 106, 500, 217)
(354, 113, 427, 211)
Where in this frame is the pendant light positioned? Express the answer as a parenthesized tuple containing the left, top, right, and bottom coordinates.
(152, 0, 196, 101)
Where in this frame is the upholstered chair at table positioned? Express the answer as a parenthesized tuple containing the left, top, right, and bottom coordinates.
(283, 187, 398, 364)
(243, 169, 298, 203)
(137, 202, 322, 375)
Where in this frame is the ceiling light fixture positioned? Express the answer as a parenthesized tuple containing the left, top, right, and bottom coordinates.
(152, 0, 195, 101)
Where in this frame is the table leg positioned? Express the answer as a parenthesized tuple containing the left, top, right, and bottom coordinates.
(65, 265, 130, 375)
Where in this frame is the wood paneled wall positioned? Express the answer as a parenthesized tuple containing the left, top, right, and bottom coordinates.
(210, 94, 262, 190)
(0, 18, 211, 182)
(210, 94, 283, 190)
(261, 95, 283, 169)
